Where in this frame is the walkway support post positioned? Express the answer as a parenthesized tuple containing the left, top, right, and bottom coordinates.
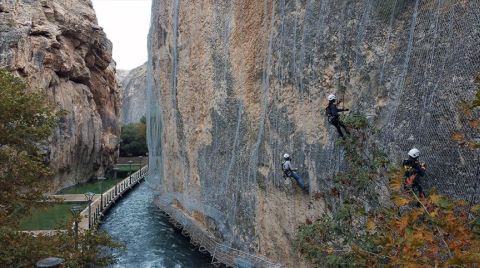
(84, 192, 95, 229)
(128, 160, 133, 176)
(97, 176, 107, 210)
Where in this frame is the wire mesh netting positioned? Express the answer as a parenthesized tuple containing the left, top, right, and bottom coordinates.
(146, 0, 480, 255)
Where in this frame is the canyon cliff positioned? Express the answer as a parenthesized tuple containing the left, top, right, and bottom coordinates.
(0, 0, 121, 191)
(147, 0, 480, 266)
(119, 63, 147, 124)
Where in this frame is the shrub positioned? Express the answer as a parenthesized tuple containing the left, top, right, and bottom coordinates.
(341, 113, 369, 130)
(297, 164, 480, 267)
(297, 105, 480, 266)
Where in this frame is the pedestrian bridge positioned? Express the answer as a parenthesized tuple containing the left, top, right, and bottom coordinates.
(78, 165, 149, 230)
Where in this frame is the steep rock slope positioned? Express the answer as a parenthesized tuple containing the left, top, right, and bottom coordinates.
(116, 69, 129, 86)
(147, 0, 479, 266)
(120, 63, 147, 124)
(0, 0, 121, 191)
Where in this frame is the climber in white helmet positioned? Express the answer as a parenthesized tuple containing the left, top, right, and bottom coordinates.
(282, 153, 308, 193)
(325, 94, 350, 139)
(403, 148, 427, 198)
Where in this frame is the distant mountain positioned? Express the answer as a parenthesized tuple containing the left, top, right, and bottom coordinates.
(119, 63, 147, 124)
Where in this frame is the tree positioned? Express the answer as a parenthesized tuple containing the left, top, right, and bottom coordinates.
(120, 116, 147, 157)
(0, 69, 57, 226)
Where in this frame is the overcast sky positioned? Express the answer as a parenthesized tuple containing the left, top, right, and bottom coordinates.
(92, 0, 152, 71)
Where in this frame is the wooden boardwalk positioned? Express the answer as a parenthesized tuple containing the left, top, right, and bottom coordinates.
(157, 197, 282, 268)
(26, 166, 148, 235)
(78, 165, 149, 230)
(50, 194, 92, 202)
(31, 166, 282, 267)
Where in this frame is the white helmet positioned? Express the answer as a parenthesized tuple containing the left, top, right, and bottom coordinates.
(328, 94, 336, 101)
(408, 148, 420, 158)
(283, 153, 290, 159)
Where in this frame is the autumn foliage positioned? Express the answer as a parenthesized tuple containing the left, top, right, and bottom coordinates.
(296, 92, 480, 267)
(366, 171, 480, 266)
(297, 159, 480, 267)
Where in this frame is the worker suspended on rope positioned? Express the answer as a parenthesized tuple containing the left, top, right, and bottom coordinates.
(403, 148, 427, 198)
(325, 94, 350, 139)
(282, 154, 308, 193)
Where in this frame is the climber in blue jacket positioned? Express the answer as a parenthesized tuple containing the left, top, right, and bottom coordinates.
(282, 153, 308, 193)
(325, 94, 350, 139)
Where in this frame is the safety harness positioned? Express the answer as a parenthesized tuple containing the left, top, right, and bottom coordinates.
(281, 160, 293, 178)
(325, 106, 334, 123)
(403, 160, 424, 187)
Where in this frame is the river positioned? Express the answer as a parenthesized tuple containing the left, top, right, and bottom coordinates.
(100, 182, 213, 268)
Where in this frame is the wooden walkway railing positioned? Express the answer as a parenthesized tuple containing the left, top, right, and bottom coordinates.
(79, 165, 149, 230)
(157, 198, 282, 268)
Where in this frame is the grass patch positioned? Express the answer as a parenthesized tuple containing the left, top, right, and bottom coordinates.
(58, 165, 141, 194)
(59, 177, 125, 195)
(19, 202, 86, 230)
(114, 164, 141, 172)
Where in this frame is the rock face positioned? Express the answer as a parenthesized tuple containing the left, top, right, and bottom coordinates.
(119, 63, 147, 124)
(147, 0, 479, 266)
(0, 0, 121, 191)
(116, 69, 129, 86)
